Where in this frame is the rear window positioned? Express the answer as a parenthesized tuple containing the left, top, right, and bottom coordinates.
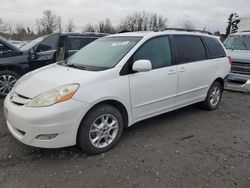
(174, 35, 207, 64)
(203, 37, 226, 59)
(68, 37, 97, 51)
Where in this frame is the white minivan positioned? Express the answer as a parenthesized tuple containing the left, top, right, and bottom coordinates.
(4, 30, 231, 154)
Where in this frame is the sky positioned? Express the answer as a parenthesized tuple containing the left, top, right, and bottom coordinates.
(0, 0, 249, 33)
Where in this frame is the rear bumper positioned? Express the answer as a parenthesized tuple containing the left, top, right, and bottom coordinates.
(225, 73, 250, 92)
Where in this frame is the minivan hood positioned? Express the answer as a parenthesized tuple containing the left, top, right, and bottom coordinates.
(14, 64, 102, 98)
(227, 50, 250, 62)
(0, 36, 21, 52)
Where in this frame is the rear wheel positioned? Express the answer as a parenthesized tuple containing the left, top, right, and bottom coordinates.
(201, 81, 223, 110)
(77, 104, 124, 155)
(0, 70, 20, 97)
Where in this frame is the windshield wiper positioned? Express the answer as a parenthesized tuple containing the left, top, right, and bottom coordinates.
(66, 63, 86, 70)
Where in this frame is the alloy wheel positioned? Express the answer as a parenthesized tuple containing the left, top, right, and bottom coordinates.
(89, 114, 119, 149)
(0, 75, 17, 96)
(209, 86, 221, 107)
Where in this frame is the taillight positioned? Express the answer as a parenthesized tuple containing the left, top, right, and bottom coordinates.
(228, 56, 232, 65)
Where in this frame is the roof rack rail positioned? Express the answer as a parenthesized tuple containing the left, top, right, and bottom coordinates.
(158, 28, 212, 35)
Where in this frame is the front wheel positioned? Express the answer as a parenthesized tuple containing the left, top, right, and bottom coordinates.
(77, 104, 124, 155)
(0, 70, 20, 97)
(201, 81, 223, 110)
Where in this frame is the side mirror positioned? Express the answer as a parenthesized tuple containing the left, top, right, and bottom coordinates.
(132, 60, 152, 72)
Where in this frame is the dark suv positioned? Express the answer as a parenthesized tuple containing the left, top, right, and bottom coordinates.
(0, 32, 106, 96)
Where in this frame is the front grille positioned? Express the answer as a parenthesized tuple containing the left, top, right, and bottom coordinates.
(231, 61, 250, 75)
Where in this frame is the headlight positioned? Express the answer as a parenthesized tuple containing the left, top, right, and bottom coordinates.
(26, 83, 79, 107)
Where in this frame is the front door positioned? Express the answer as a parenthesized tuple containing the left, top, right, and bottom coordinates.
(129, 36, 178, 121)
(30, 33, 59, 71)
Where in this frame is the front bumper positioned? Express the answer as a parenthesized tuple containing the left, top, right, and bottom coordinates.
(225, 73, 250, 92)
(4, 95, 89, 148)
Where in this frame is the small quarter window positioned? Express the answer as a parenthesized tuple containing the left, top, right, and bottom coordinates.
(204, 37, 226, 58)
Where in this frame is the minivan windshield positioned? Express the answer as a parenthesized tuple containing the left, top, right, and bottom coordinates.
(20, 36, 46, 52)
(66, 36, 141, 69)
(224, 35, 250, 50)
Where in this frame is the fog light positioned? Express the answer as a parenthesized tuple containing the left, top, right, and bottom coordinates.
(35, 134, 58, 140)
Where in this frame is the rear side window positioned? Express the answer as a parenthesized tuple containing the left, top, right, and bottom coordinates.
(132, 36, 172, 69)
(68, 37, 97, 51)
(174, 35, 206, 64)
(203, 37, 226, 58)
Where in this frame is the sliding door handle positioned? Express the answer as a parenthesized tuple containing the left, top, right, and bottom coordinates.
(179, 67, 186, 73)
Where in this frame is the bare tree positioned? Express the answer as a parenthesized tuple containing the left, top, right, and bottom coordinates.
(214, 31, 221, 36)
(57, 16, 63, 32)
(149, 13, 167, 30)
(36, 10, 61, 34)
(83, 23, 96, 32)
(180, 20, 195, 29)
(0, 18, 8, 33)
(0, 18, 3, 32)
(65, 19, 76, 32)
(97, 18, 115, 34)
(15, 24, 27, 40)
(97, 20, 105, 33)
(118, 11, 167, 32)
(15, 24, 26, 34)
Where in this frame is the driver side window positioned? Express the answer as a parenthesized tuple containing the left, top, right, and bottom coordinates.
(132, 36, 172, 69)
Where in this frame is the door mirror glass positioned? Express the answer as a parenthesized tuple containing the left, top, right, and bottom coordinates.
(132, 60, 152, 72)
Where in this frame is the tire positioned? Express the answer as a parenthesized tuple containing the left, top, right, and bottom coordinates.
(201, 81, 223, 111)
(0, 70, 20, 98)
(77, 104, 124, 155)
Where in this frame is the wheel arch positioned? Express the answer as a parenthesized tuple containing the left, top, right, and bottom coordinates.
(76, 99, 130, 145)
(0, 65, 25, 76)
(80, 99, 130, 129)
(214, 77, 224, 90)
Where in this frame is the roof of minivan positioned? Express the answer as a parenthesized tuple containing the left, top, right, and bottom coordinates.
(60, 32, 107, 37)
(108, 30, 214, 38)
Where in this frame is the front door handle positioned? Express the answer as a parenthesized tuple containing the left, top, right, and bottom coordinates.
(168, 69, 177, 75)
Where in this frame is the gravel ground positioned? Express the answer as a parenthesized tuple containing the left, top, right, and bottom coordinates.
(0, 91, 250, 188)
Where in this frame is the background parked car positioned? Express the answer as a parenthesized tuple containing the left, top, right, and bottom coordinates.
(0, 32, 106, 96)
(8, 40, 28, 48)
(224, 31, 250, 92)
